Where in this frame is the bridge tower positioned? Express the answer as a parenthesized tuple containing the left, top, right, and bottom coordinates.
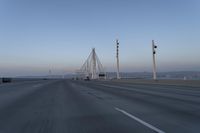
(78, 48, 106, 80)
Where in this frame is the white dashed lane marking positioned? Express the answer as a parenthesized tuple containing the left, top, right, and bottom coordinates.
(115, 107, 165, 133)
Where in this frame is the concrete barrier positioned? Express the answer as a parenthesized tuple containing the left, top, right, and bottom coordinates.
(0, 78, 50, 84)
(111, 79, 200, 87)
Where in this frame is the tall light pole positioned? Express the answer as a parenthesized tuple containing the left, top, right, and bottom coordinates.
(116, 39, 120, 79)
(152, 40, 157, 80)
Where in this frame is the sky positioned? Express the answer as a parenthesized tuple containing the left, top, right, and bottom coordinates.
(0, 0, 200, 76)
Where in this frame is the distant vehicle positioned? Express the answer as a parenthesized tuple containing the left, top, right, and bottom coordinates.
(84, 76, 90, 81)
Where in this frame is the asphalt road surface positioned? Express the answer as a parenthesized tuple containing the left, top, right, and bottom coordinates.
(0, 80, 200, 133)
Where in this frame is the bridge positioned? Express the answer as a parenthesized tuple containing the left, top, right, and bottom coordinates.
(77, 48, 106, 80)
(0, 42, 200, 133)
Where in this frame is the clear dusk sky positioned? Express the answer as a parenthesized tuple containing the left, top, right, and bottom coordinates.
(0, 0, 200, 76)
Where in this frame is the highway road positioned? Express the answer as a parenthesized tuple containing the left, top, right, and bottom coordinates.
(0, 80, 200, 133)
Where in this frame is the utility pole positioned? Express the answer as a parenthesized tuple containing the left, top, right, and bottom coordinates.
(116, 39, 120, 79)
(152, 40, 157, 80)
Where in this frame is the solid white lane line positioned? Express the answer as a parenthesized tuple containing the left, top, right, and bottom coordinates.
(115, 107, 165, 133)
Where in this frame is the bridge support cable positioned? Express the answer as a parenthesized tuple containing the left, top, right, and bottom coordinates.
(78, 48, 106, 80)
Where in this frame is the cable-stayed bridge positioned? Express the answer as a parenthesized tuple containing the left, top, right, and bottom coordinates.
(77, 48, 106, 80)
